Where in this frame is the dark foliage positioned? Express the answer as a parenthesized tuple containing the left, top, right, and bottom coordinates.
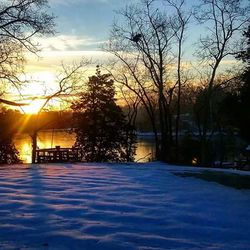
(221, 26, 250, 143)
(0, 109, 20, 164)
(236, 26, 250, 64)
(237, 26, 250, 142)
(179, 134, 201, 165)
(72, 66, 136, 162)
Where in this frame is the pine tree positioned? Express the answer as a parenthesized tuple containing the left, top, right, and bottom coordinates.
(72, 66, 136, 162)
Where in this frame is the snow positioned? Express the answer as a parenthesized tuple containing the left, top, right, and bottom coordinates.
(0, 162, 250, 249)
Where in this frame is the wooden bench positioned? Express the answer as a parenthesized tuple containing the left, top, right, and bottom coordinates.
(35, 146, 81, 163)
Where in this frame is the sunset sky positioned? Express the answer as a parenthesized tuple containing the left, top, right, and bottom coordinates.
(9, 0, 128, 112)
(9, 0, 240, 113)
(12, 0, 135, 113)
(25, 0, 204, 70)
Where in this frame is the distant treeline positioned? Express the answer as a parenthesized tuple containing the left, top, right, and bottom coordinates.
(0, 109, 74, 134)
(0, 108, 155, 134)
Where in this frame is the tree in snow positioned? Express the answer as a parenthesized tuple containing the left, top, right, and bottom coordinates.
(72, 66, 136, 162)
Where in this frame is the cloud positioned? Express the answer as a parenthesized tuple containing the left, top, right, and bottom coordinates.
(25, 50, 113, 73)
(36, 35, 106, 52)
(49, 0, 112, 6)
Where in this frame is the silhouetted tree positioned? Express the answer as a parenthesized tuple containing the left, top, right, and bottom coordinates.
(107, 0, 190, 162)
(72, 66, 136, 162)
(0, 0, 55, 163)
(0, 0, 55, 102)
(0, 108, 20, 164)
(237, 26, 250, 64)
(194, 0, 249, 165)
(29, 61, 87, 163)
(194, 82, 234, 164)
(221, 25, 250, 143)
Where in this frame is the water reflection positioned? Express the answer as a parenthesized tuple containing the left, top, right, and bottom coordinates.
(14, 130, 155, 163)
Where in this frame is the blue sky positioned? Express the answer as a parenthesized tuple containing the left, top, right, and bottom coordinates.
(43, 0, 202, 52)
(45, 0, 133, 51)
(30, 0, 249, 62)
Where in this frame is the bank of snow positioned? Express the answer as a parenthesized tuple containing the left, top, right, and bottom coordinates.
(0, 162, 250, 250)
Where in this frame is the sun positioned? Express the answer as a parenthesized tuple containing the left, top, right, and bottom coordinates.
(22, 99, 45, 114)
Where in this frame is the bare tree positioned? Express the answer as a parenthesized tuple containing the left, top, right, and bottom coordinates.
(0, 0, 55, 102)
(194, 0, 249, 165)
(106, 0, 189, 161)
(165, 0, 191, 153)
(117, 84, 140, 131)
(26, 61, 88, 163)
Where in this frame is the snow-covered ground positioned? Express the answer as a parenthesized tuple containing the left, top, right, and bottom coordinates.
(0, 162, 250, 250)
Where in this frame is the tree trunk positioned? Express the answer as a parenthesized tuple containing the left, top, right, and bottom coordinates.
(31, 131, 38, 164)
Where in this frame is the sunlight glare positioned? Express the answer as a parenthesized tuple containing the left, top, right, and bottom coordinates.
(22, 99, 45, 114)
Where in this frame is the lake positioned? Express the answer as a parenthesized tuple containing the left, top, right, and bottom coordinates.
(14, 130, 155, 163)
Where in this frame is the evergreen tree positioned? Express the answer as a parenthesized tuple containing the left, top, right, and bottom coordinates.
(237, 26, 250, 142)
(72, 66, 136, 162)
(221, 26, 250, 143)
